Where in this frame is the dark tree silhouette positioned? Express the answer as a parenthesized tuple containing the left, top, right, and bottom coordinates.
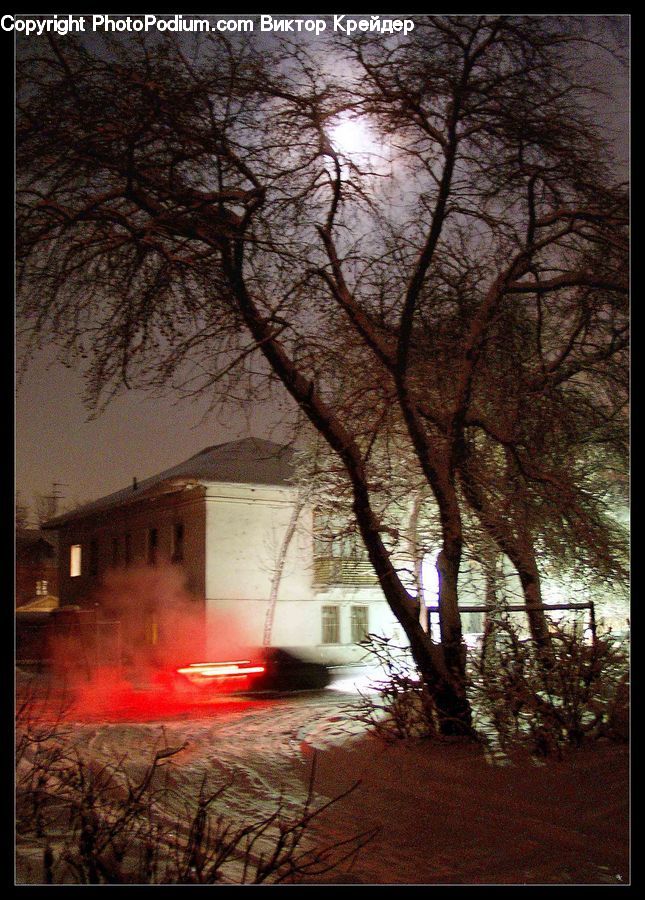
(17, 16, 628, 732)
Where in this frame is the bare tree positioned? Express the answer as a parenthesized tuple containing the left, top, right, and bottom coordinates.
(16, 490, 31, 529)
(263, 492, 307, 648)
(16, 17, 628, 732)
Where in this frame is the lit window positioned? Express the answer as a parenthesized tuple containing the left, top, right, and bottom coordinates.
(145, 610, 158, 646)
(322, 605, 340, 644)
(421, 551, 440, 608)
(36, 580, 48, 596)
(70, 544, 82, 577)
(350, 606, 369, 643)
(422, 552, 441, 643)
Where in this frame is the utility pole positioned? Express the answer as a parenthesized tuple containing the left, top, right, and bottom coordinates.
(39, 482, 68, 523)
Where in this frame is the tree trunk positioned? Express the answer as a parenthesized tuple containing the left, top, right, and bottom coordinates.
(476, 539, 553, 654)
(433, 478, 468, 680)
(353, 485, 473, 736)
(406, 490, 428, 633)
(428, 481, 471, 734)
(394, 604, 473, 737)
(458, 452, 552, 653)
(391, 388, 471, 732)
(227, 255, 474, 735)
(479, 546, 503, 676)
(263, 495, 304, 647)
(512, 543, 552, 650)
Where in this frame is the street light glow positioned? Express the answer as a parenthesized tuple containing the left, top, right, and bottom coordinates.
(329, 113, 378, 158)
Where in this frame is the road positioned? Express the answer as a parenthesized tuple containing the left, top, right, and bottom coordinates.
(16, 669, 630, 885)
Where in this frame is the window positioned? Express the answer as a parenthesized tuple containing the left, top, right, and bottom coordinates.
(89, 539, 99, 577)
(70, 544, 82, 577)
(171, 522, 184, 563)
(321, 605, 340, 645)
(147, 528, 158, 565)
(421, 552, 440, 609)
(36, 580, 48, 596)
(124, 533, 132, 567)
(111, 537, 120, 568)
(312, 557, 377, 587)
(312, 512, 376, 587)
(313, 512, 363, 559)
(350, 606, 369, 644)
(145, 610, 158, 646)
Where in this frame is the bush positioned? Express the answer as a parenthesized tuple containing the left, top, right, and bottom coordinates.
(353, 634, 446, 742)
(470, 618, 629, 756)
(16, 688, 378, 884)
(354, 624, 628, 757)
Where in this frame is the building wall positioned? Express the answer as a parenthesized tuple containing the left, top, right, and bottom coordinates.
(54, 486, 207, 607)
(16, 560, 58, 607)
(49, 474, 624, 667)
(203, 595, 398, 665)
(51, 482, 398, 664)
(204, 483, 314, 601)
(16, 538, 58, 607)
(201, 486, 400, 662)
(55, 480, 559, 664)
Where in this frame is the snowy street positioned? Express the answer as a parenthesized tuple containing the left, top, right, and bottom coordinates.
(16, 671, 629, 884)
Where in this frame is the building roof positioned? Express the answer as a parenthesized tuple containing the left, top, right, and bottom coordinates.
(16, 594, 60, 614)
(43, 438, 295, 527)
(16, 528, 56, 554)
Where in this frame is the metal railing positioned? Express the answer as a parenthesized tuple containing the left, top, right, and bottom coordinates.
(428, 601, 598, 639)
(313, 557, 378, 587)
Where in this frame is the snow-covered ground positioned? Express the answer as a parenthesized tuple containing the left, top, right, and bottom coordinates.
(15, 667, 629, 885)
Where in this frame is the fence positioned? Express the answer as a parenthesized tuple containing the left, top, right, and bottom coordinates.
(426, 601, 597, 641)
(16, 613, 122, 674)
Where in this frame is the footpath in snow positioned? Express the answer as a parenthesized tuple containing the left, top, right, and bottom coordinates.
(15, 669, 629, 884)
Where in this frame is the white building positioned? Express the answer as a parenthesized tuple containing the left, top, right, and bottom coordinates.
(45, 439, 403, 665)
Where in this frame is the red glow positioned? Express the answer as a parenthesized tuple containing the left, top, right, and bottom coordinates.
(37, 566, 275, 722)
(176, 661, 266, 684)
(41, 665, 272, 724)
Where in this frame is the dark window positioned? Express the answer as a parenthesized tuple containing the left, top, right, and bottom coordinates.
(89, 539, 99, 577)
(350, 606, 369, 643)
(124, 533, 132, 567)
(147, 528, 158, 566)
(172, 523, 184, 563)
(321, 606, 340, 644)
(112, 537, 120, 568)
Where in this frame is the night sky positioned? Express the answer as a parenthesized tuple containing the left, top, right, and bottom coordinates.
(16, 346, 293, 513)
(13, 15, 629, 518)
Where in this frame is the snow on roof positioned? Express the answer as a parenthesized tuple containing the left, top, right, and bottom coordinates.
(16, 528, 56, 551)
(16, 594, 60, 614)
(44, 438, 295, 527)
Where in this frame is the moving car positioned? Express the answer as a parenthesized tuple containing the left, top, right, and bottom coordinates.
(175, 648, 331, 693)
